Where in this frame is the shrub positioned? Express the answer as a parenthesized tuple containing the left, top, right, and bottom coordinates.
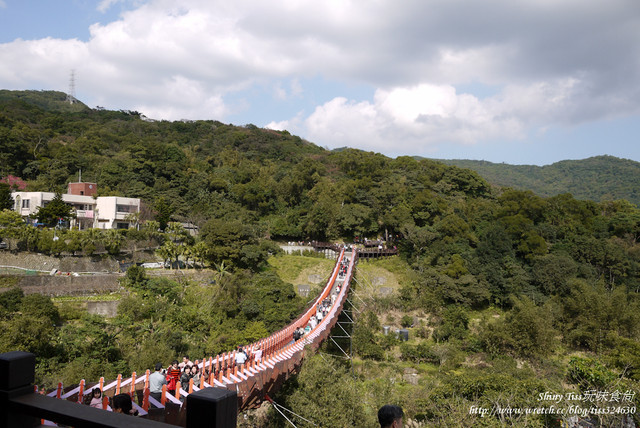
(400, 342, 439, 364)
(400, 314, 414, 328)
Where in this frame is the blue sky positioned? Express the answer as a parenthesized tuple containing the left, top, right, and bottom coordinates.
(1, 0, 640, 166)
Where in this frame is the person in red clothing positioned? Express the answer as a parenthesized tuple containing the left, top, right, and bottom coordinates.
(166, 360, 181, 396)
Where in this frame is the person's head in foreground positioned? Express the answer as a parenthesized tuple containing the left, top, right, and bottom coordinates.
(112, 393, 138, 416)
(378, 404, 403, 428)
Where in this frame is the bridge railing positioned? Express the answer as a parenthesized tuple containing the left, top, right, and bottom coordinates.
(1, 350, 237, 427)
(34, 249, 357, 423)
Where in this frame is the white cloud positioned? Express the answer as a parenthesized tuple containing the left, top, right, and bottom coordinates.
(97, 0, 120, 13)
(1, 0, 639, 155)
(0, 0, 6, 8)
(293, 78, 616, 155)
(265, 120, 291, 131)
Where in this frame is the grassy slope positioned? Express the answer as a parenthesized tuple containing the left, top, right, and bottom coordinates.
(267, 255, 336, 292)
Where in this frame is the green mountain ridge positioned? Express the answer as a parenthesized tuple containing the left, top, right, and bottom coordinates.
(2, 89, 638, 206)
(0, 90, 90, 113)
(432, 155, 640, 206)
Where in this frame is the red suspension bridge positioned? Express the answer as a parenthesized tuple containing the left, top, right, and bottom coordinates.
(33, 248, 358, 426)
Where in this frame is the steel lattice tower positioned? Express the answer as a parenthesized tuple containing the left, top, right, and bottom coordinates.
(66, 70, 76, 104)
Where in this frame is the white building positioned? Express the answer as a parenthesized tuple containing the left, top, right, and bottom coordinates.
(11, 182, 140, 230)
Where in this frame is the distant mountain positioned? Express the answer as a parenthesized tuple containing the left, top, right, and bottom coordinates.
(432, 156, 640, 205)
(0, 90, 89, 113)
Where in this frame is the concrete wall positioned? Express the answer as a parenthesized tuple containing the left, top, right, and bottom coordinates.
(16, 275, 120, 296)
(0, 251, 119, 273)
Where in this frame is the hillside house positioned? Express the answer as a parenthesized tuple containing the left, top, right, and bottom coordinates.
(11, 182, 140, 230)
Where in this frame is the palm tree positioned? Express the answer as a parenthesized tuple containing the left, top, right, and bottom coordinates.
(103, 229, 123, 255)
(157, 241, 182, 269)
(166, 222, 187, 243)
(213, 261, 231, 283)
(182, 244, 194, 269)
(81, 228, 102, 256)
(191, 241, 209, 269)
(124, 211, 141, 230)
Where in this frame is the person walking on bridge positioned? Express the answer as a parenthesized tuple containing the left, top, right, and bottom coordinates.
(252, 345, 262, 363)
(149, 362, 166, 404)
(235, 346, 248, 366)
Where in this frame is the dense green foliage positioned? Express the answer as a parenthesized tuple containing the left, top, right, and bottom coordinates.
(436, 156, 640, 206)
(0, 266, 303, 389)
(0, 183, 12, 210)
(0, 91, 489, 243)
(1, 90, 640, 426)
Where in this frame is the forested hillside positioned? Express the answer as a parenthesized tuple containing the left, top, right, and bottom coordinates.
(435, 156, 640, 206)
(1, 90, 640, 426)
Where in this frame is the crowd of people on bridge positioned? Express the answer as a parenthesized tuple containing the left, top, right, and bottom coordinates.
(291, 257, 349, 343)
(151, 350, 263, 399)
(82, 347, 266, 413)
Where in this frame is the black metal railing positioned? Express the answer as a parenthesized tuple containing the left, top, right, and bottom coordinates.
(0, 351, 236, 428)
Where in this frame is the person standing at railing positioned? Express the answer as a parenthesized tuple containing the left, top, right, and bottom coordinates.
(88, 388, 103, 409)
(180, 367, 192, 391)
(190, 365, 200, 386)
(149, 363, 166, 403)
(166, 360, 181, 396)
(179, 355, 192, 370)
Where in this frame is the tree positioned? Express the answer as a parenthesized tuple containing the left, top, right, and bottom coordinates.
(0, 287, 24, 313)
(35, 192, 73, 226)
(433, 306, 470, 342)
(81, 228, 101, 255)
(0, 315, 56, 357)
(157, 240, 182, 269)
(353, 310, 384, 360)
(201, 218, 259, 269)
(17, 225, 38, 252)
(0, 182, 13, 210)
(437, 166, 491, 197)
(303, 179, 340, 240)
(154, 197, 173, 231)
(166, 222, 189, 242)
(103, 229, 123, 255)
(142, 220, 160, 238)
(124, 211, 141, 230)
(481, 297, 557, 359)
(0, 209, 23, 228)
(65, 229, 83, 255)
(191, 241, 209, 268)
(531, 253, 577, 295)
(20, 293, 60, 324)
(336, 203, 375, 238)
